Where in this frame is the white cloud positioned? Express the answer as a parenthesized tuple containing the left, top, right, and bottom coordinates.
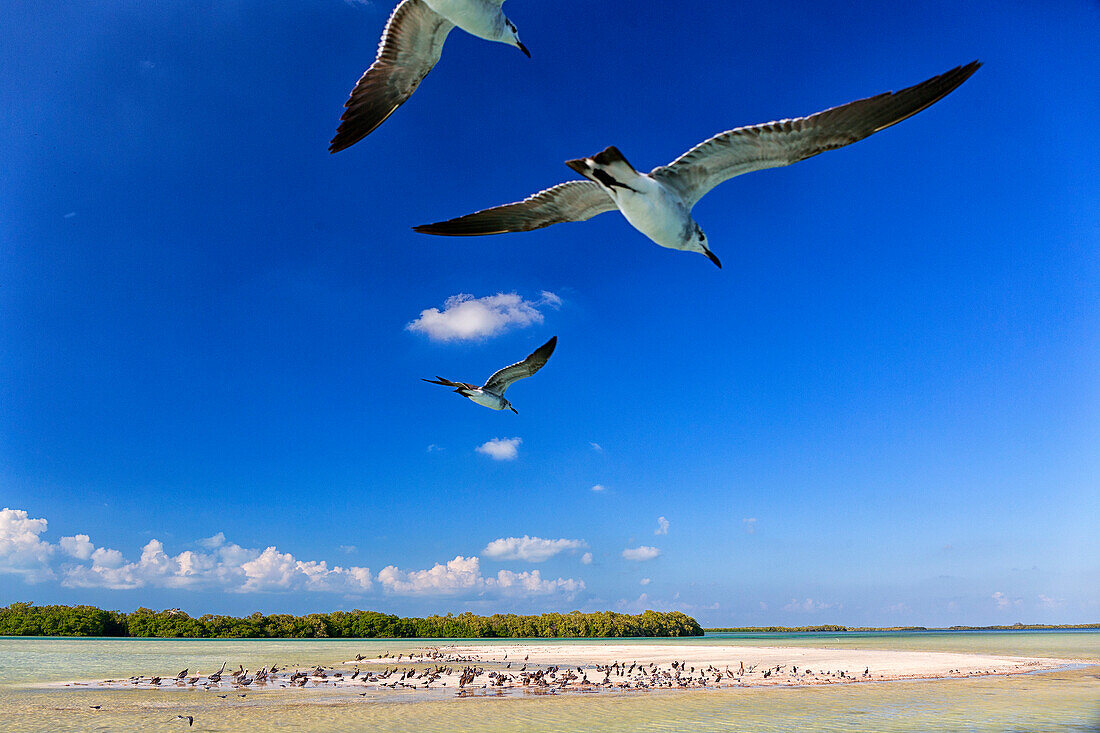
(885, 602, 911, 614)
(640, 577, 651, 586)
(477, 437, 521, 461)
(1, 507, 584, 601)
(377, 555, 582, 598)
(61, 537, 374, 594)
(782, 597, 836, 613)
(59, 534, 95, 560)
(407, 292, 559, 342)
(63, 211, 77, 219)
(426, 444, 443, 452)
(483, 535, 587, 562)
(198, 532, 226, 549)
(590, 484, 606, 492)
(1037, 594, 1064, 609)
(339, 545, 357, 554)
(991, 591, 1021, 609)
(742, 518, 757, 534)
(622, 546, 660, 562)
(589, 442, 603, 452)
(580, 552, 593, 565)
(0, 508, 56, 581)
(654, 516, 669, 536)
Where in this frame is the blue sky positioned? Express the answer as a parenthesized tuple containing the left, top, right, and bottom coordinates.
(1, 0, 1097, 627)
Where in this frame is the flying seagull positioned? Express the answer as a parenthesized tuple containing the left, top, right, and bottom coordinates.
(414, 61, 981, 267)
(422, 336, 556, 412)
(330, 0, 529, 152)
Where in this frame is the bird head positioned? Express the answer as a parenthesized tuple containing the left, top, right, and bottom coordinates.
(690, 224, 721, 268)
(503, 17, 530, 57)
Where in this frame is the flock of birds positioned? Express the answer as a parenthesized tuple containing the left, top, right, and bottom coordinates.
(329, 0, 981, 412)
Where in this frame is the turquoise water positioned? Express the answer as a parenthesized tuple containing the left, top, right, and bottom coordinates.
(0, 631, 1097, 731)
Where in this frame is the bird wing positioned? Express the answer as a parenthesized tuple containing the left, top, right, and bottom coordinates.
(483, 336, 557, 394)
(651, 61, 980, 207)
(330, 0, 455, 153)
(412, 181, 616, 236)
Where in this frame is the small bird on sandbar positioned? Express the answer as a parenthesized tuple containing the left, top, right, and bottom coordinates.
(330, 0, 530, 152)
(414, 62, 981, 268)
(422, 336, 556, 413)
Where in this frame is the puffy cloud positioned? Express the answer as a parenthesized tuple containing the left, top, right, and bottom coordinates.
(376, 556, 583, 598)
(407, 292, 559, 342)
(640, 577, 651, 586)
(376, 556, 484, 595)
(0, 508, 55, 581)
(483, 535, 587, 562)
(622, 546, 660, 562)
(590, 484, 606, 492)
(782, 598, 836, 612)
(580, 552, 593, 565)
(59, 534, 95, 560)
(60, 535, 372, 594)
(654, 517, 669, 536)
(477, 437, 521, 461)
(198, 532, 226, 549)
(742, 518, 757, 534)
(2, 507, 582, 600)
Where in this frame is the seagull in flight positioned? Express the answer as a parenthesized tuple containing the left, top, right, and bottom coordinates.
(422, 336, 556, 413)
(330, 0, 529, 152)
(414, 61, 981, 268)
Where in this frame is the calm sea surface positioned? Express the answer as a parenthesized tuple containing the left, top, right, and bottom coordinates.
(0, 631, 1096, 732)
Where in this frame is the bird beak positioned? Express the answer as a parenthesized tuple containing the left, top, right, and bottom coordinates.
(517, 41, 531, 58)
(509, 406, 519, 414)
(704, 248, 722, 269)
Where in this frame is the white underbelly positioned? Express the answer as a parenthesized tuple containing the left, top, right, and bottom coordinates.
(616, 190, 693, 250)
(422, 0, 497, 40)
(467, 390, 506, 410)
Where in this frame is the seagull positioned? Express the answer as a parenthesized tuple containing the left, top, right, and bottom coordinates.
(422, 336, 556, 412)
(414, 62, 981, 268)
(330, 0, 529, 152)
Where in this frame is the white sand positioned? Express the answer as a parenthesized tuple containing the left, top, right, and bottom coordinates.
(58, 642, 1074, 696)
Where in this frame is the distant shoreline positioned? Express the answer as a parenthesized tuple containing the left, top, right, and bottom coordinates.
(1, 603, 703, 639)
(704, 624, 1100, 633)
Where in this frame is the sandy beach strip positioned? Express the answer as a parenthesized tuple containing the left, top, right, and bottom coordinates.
(51, 643, 1078, 696)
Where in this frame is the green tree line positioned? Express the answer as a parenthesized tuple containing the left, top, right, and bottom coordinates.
(0, 603, 703, 638)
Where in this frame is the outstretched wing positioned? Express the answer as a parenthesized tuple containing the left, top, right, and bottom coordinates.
(422, 376, 478, 390)
(652, 61, 981, 206)
(483, 336, 557, 394)
(413, 181, 616, 236)
(330, 0, 455, 153)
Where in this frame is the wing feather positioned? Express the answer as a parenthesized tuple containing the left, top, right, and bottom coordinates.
(330, 0, 455, 153)
(652, 61, 981, 206)
(483, 336, 557, 394)
(413, 181, 615, 236)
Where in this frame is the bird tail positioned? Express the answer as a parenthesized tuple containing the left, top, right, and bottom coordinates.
(422, 376, 458, 387)
(565, 146, 641, 192)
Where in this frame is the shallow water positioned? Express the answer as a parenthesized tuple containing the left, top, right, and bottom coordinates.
(1, 632, 1097, 732)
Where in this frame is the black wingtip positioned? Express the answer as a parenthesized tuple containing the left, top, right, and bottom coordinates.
(704, 249, 722, 269)
(517, 42, 531, 58)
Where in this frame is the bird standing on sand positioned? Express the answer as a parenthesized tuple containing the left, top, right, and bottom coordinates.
(414, 62, 981, 268)
(422, 336, 556, 413)
(330, 0, 530, 152)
